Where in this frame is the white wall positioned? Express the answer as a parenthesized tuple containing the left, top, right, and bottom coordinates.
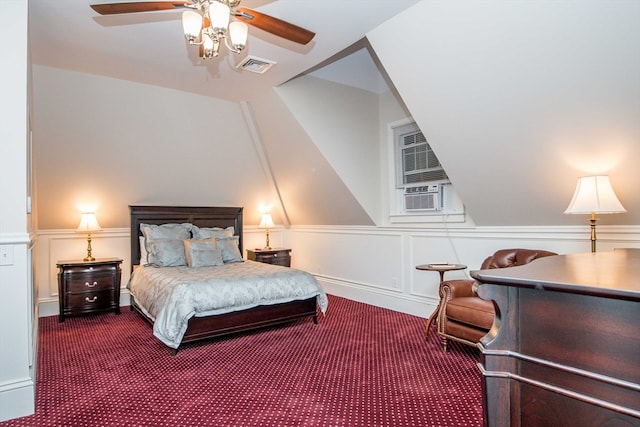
(368, 0, 640, 227)
(0, 0, 36, 421)
(31, 66, 276, 230)
(275, 76, 382, 223)
(248, 88, 374, 226)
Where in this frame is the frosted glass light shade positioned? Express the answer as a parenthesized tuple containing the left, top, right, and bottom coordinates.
(182, 11, 203, 41)
(564, 175, 626, 215)
(228, 21, 248, 51)
(76, 213, 102, 233)
(203, 33, 214, 50)
(209, 1, 230, 33)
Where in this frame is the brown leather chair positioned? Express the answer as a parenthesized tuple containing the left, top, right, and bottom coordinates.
(436, 248, 557, 352)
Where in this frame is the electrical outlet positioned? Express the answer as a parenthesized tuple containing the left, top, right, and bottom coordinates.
(0, 246, 14, 266)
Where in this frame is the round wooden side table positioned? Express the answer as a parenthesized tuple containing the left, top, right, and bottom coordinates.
(415, 263, 467, 339)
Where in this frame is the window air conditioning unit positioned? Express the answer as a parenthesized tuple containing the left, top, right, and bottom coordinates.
(404, 185, 441, 211)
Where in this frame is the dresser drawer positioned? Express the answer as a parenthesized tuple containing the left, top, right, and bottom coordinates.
(65, 271, 117, 293)
(247, 249, 291, 267)
(260, 254, 290, 266)
(66, 290, 116, 310)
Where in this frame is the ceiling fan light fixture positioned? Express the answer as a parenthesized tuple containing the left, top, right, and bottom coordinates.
(201, 33, 219, 58)
(209, 1, 230, 35)
(182, 10, 203, 43)
(228, 21, 248, 51)
(89, 0, 316, 61)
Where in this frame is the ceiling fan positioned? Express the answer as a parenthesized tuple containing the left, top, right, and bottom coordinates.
(90, 0, 315, 59)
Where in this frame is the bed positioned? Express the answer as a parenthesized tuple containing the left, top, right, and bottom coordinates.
(128, 205, 328, 354)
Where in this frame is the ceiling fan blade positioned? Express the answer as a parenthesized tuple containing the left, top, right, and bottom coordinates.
(90, 2, 191, 15)
(236, 7, 315, 45)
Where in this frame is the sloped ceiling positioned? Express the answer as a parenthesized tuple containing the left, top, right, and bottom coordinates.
(29, 0, 419, 102)
(248, 88, 374, 226)
(368, 0, 640, 226)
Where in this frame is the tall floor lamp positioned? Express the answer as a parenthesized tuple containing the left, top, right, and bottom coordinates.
(564, 175, 626, 252)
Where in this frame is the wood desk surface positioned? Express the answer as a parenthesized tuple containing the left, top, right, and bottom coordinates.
(473, 248, 640, 426)
(471, 249, 640, 302)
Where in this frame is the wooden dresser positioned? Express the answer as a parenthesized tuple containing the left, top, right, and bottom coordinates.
(57, 258, 123, 322)
(472, 249, 640, 426)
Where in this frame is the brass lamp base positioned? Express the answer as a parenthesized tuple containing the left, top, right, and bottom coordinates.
(264, 229, 271, 250)
(84, 234, 95, 262)
(590, 212, 597, 253)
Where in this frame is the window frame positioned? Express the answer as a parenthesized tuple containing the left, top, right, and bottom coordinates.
(387, 118, 465, 223)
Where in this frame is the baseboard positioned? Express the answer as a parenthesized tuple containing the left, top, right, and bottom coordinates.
(0, 378, 34, 422)
(316, 276, 435, 319)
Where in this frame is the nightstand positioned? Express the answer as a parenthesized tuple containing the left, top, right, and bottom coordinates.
(57, 258, 123, 322)
(247, 249, 291, 267)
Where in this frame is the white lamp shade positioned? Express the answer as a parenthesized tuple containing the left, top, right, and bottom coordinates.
(564, 175, 626, 215)
(209, 1, 230, 33)
(182, 10, 203, 40)
(228, 21, 248, 50)
(77, 213, 102, 233)
(259, 213, 275, 229)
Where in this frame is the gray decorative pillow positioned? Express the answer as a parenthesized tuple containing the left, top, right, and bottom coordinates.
(183, 238, 223, 267)
(145, 239, 188, 267)
(140, 223, 192, 267)
(192, 225, 234, 240)
(216, 236, 243, 263)
(140, 223, 192, 241)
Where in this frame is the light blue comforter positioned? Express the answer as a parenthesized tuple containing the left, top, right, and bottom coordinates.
(128, 260, 328, 349)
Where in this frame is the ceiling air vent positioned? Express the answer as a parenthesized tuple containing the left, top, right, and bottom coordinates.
(237, 56, 276, 74)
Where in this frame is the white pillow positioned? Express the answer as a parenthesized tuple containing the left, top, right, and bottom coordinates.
(139, 236, 148, 265)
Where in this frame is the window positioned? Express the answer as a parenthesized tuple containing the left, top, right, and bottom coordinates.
(388, 119, 464, 222)
(397, 123, 448, 187)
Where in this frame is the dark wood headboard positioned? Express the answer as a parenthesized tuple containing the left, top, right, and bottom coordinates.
(130, 205, 243, 268)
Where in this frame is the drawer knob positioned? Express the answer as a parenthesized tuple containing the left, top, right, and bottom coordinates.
(85, 281, 98, 288)
(85, 296, 98, 303)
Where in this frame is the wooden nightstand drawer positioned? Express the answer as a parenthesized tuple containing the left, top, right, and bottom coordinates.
(66, 290, 116, 310)
(57, 258, 123, 322)
(260, 254, 290, 266)
(247, 249, 291, 267)
(66, 271, 117, 293)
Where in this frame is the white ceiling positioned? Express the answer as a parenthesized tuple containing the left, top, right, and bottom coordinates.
(29, 0, 419, 102)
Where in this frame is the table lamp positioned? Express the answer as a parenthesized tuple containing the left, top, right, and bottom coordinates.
(259, 213, 274, 250)
(77, 212, 102, 261)
(564, 175, 626, 252)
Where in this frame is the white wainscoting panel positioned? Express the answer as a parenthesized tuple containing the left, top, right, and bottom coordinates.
(289, 224, 640, 319)
(35, 225, 640, 320)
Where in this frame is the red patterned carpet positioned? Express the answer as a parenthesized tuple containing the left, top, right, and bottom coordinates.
(2, 295, 482, 426)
